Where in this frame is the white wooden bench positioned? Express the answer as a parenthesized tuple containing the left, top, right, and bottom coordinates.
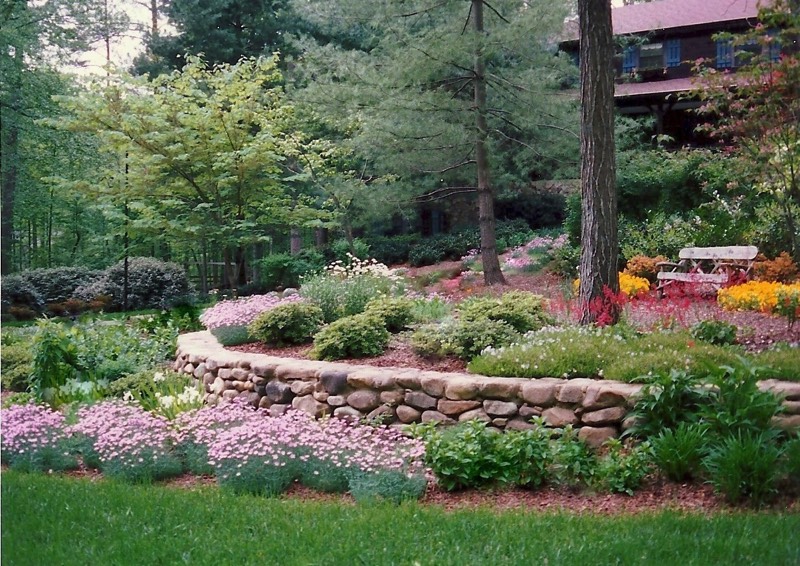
(656, 246, 758, 295)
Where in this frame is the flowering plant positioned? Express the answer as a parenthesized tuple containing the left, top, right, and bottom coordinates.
(573, 273, 651, 299)
(70, 401, 183, 482)
(300, 255, 406, 323)
(173, 402, 266, 475)
(718, 281, 800, 314)
(199, 293, 302, 330)
(0, 403, 79, 472)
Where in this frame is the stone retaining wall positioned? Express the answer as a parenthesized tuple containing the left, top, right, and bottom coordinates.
(175, 332, 800, 446)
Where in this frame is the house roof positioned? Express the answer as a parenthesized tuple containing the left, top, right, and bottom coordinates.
(614, 0, 763, 35)
(561, 0, 766, 42)
(614, 77, 696, 98)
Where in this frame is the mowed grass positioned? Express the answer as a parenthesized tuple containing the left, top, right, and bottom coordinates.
(3, 472, 800, 565)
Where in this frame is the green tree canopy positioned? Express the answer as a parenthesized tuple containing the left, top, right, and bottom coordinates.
(53, 55, 336, 289)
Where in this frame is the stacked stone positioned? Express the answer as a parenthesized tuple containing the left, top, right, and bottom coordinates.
(175, 332, 800, 443)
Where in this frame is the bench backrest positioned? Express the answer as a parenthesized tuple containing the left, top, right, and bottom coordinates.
(678, 246, 758, 261)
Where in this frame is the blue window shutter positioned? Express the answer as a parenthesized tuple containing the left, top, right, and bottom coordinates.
(768, 37, 781, 62)
(665, 39, 680, 67)
(623, 46, 639, 73)
(716, 40, 733, 68)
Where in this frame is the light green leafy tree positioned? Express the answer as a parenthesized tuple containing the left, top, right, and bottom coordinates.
(53, 55, 335, 290)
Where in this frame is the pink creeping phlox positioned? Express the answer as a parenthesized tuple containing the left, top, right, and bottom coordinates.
(0, 403, 76, 471)
(206, 410, 427, 493)
(71, 400, 182, 481)
(199, 294, 302, 330)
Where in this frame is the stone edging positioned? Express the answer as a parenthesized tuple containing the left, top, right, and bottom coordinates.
(175, 332, 800, 446)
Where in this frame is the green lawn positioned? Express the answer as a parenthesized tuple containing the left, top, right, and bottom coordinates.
(3, 471, 799, 565)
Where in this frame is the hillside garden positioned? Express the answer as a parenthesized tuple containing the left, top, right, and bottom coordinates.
(2, 1, 800, 562)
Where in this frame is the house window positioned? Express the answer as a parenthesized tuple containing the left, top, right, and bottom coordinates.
(716, 39, 734, 68)
(639, 43, 664, 69)
(665, 39, 680, 67)
(622, 45, 639, 73)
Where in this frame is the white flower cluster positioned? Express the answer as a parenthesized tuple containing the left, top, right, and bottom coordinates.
(324, 254, 402, 282)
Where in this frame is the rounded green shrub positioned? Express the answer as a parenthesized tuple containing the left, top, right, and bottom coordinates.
(364, 296, 414, 333)
(458, 290, 554, 334)
(690, 319, 738, 346)
(1, 342, 33, 392)
(411, 318, 520, 361)
(248, 301, 323, 346)
(310, 313, 390, 360)
(74, 257, 191, 311)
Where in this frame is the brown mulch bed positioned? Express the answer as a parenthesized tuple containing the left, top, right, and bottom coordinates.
(48, 467, 799, 515)
(230, 270, 799, 366)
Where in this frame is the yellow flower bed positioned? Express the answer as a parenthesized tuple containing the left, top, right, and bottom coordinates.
(718, 280, 800, 313)
(573, 273, 651, 297)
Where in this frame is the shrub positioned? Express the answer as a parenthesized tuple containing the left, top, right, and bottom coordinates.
(255, 252, 324, 291)
(75, 257, 191, 311)
(364, 234, 421, 266)
(458, 291, 554, 334)
(1, 342, 33, 392)
(18, 266, 101, 305)
(619, 213, 696, 260)
(248, 301, 323, 345)
(408, 242, 446, 267)
(421, 420, 552, 490)
(690, 320, 738, 346)
(650, 422, 709, 482)
(329, 238, 371, 262)
(310, 313, 390, 360)
(703, 430, 783, 506)
(364, 296, 414, 333)
(596, 439, 653, 495)
(411, 318, 520, 361)
(495, 218, 535, 249)
(0, 403, 79, 472)
(754, 252, 799, 283)
(624, 255, 668, 283)
(1, 274, 45, 315)
(550, 242, 581, 278)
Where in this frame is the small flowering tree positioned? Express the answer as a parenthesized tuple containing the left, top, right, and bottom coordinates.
(693, 2, 800, 261)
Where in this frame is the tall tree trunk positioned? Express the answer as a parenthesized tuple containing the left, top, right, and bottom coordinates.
(473, 0, 505, 286)
(1, 26, 23, 275)
(578, 0, 620, 325)
(290, 227, 302, 255)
